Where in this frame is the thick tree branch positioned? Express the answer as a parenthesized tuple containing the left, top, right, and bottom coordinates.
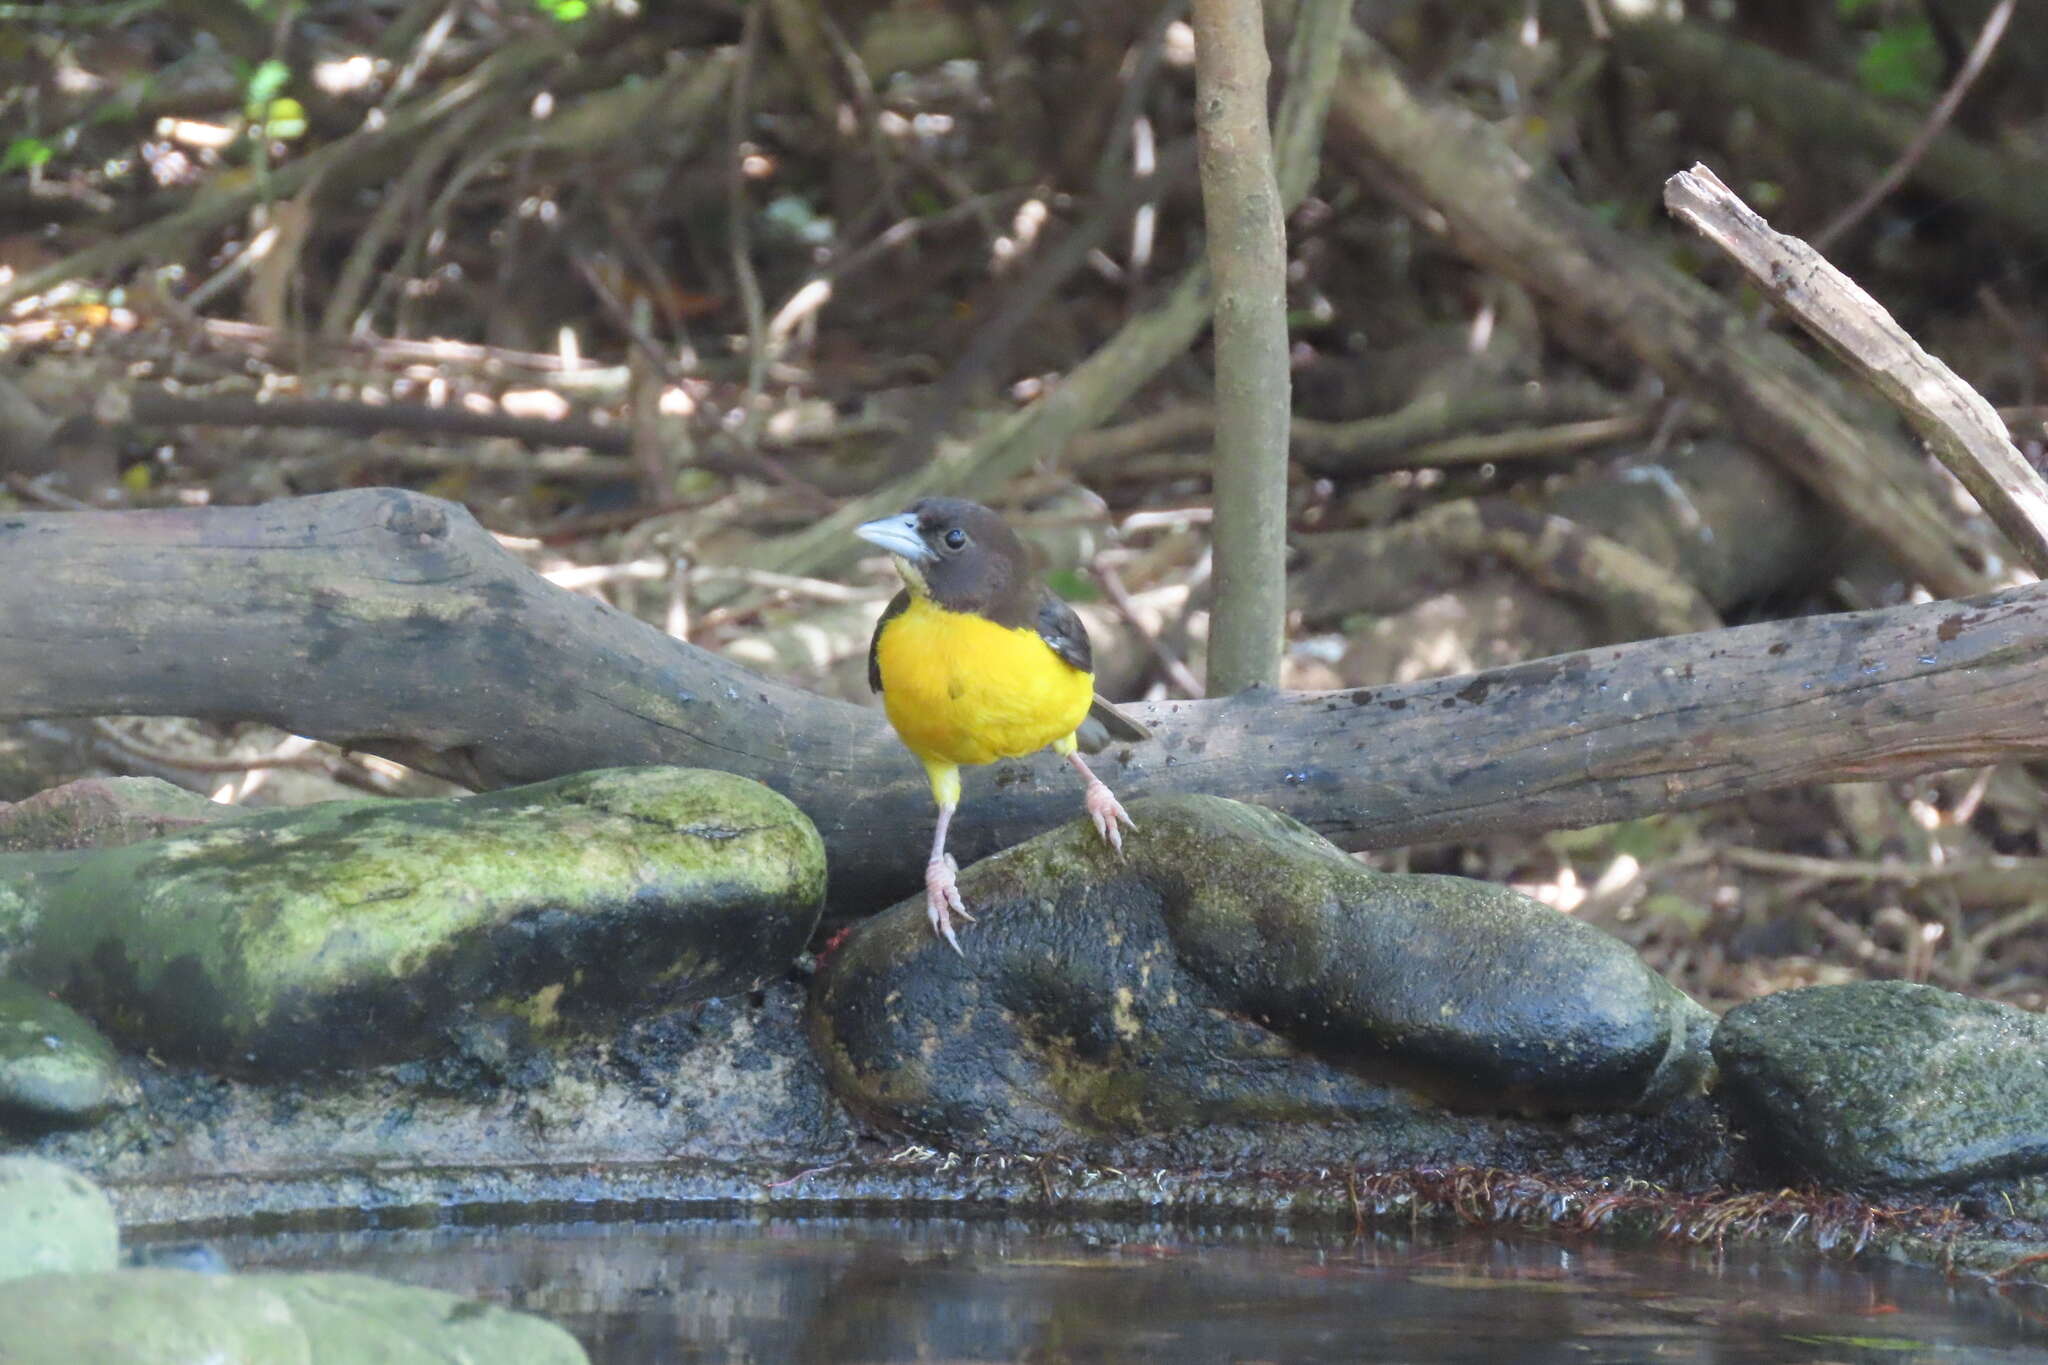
(4, 491, 2047, 910)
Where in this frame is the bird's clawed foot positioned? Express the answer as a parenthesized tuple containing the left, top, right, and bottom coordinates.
(925, 852, 973, 954)
(1083, 780, 1136, 853)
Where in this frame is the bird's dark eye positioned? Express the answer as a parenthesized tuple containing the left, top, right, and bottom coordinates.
(942, 528, 968, 551)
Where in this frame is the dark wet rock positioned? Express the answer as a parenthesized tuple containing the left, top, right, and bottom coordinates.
(0, 777, 223, 853)
(0, 1156, 119, 1283)
(24, 971, 1729, 1229)
(1715, 981, 2048, 1190)
(126, 1241, 231, 1274)
(0, 1268, 588, 1364)
(810, 794, 1711, 1147)
(1, 767, 824, 1073)
(31, 980, 867, 1228)
(0, 978, 136, 1129)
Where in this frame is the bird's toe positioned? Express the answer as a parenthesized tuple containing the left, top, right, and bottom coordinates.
(926, 856, 971, 952)
(1083, 781, 1134, 853)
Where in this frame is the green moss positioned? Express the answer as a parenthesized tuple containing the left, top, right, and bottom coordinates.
(0, 980, 135, 1128)
(813, 794, 1713, 1149)
(5, 768, 824, 1072)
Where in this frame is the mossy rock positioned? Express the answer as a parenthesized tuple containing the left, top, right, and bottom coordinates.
(0, 978, 136, 1130)
(1715, 981, 2048, 1190)
(271, 1271, 588, 1364)
(0, 1156, 119, 1285)
(1, 768, 824, 1073)
(810, 794, 1710, 1147)
(0, 1268, 587, 1364)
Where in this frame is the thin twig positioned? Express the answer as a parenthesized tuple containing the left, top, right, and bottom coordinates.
(1095, 560, 1204, 698)
(91, 719, 333, 773)
(727, 2, 771, 450)
(1810, 0, 2015, 254)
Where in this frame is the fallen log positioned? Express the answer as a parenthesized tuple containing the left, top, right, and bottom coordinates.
(3, 488, 2044, 910)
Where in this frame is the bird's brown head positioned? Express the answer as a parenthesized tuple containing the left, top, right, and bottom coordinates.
(855, 497, 1033, 619)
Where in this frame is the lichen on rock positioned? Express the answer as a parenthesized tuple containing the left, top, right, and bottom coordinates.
(1, 767, 825, 1073)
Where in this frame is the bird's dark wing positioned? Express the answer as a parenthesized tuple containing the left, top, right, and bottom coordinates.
(1038, 589, 1154, 749)
(1035, 591, 1092, 674)
(867, 589, 911, 693)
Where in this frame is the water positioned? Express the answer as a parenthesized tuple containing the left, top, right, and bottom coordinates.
(186, 1214, 2048, 1363)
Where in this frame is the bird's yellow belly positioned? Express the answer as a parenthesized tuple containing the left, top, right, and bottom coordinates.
(876, 598, 1094, 767)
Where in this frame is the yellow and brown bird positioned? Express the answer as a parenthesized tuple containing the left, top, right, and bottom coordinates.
(858, 498, 1148, 951)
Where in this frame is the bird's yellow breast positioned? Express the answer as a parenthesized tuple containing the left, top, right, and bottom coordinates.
(874, 595, 1094, 768)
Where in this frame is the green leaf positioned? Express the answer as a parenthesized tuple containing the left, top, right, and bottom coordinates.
(1, 137, 52, 174)
(1857, 20, 1938, 102)
(1641, 893, 1708, 935)
(1047, 568, 1101, 603)
(244, 57, 290, 106)
(1606, 817, 1681, 860)
(1782, 1333, 1929, 1351)
(253, 96, 306, 140)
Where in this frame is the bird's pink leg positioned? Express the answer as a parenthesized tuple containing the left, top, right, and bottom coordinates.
(924, 799, 972, 954)
(1065, 751, 1136, 852)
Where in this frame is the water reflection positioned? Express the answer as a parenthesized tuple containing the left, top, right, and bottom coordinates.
(192, 1213, 2048, 1363)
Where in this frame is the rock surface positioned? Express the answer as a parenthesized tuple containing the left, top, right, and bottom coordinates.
(0, 777, 224, 854)
(0, 978, 135, 1129)
(0, 1268, 588, 1364)
(1715, 980, 2048, 1190)
(0, 1156, 119, 1284)
(0, 767, 824, 1072)
(810, 794, 1712, 1146)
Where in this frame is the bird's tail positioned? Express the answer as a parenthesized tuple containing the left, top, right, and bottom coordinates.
(1076, 694, 1152, 752)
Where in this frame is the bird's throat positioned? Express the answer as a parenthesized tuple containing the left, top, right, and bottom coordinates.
(891, 555, 931, 598)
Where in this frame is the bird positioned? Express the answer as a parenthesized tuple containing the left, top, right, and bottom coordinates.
(857, 497, 1149, 952)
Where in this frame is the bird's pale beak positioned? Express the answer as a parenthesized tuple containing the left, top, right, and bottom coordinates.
(855, 513, 932, 562)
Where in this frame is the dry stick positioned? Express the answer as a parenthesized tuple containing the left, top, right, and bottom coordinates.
(727, 2, 771, 452)
(1724, 846, 2048, 911)
(720, 0, 1352, 604)
(1194, 0, 1294, 695)
(320, 97, 498, 340)
(1328, 23, 1989, 599)
(127, 391, 634, 453)
(889, 143, 1198, 470)
(1665, 164, 2048, 579)
(0, 30, 575, 311)
(1384, 413, 1654, 471)
(1094, 560, 1205, 698)
(1267, 0, 1347, 210)
(5, 9, 968, 316)
(763, 0, 841, 126)
(1071, 381, 1638, 473)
